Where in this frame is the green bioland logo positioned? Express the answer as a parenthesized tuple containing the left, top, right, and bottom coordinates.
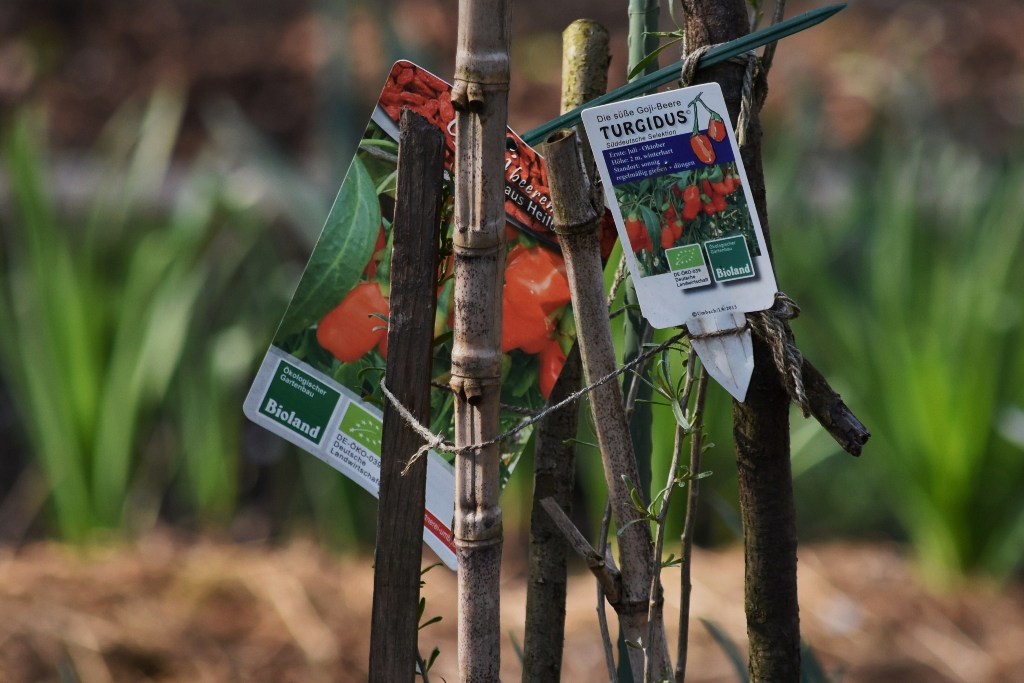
(705, 235, 755, 282)
(261, 360, 339, 445)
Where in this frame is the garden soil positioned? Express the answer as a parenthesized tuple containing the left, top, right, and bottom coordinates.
(1, 532, 1022, 682)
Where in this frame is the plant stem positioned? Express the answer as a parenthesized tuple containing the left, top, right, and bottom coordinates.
(543, 129, 670, 682)
(596, 500, 618, 682)
(644, 349, 699, 683)
(675, 368, 708, 683)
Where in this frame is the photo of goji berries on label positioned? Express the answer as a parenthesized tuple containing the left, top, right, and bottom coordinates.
(259, 60, 579, 488)
(613, 159, 758, 279)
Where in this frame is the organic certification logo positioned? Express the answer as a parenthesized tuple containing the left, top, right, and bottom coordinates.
(665, 243, 712, 290)
(666, 244, 706, 271)
(339, 402, 383, 455)
(261, 360, 339, 445)
(704, 235, 755, 282)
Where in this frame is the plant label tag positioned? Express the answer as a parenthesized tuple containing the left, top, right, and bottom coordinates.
(245, 61, 581, 570)
(245, 348, 459, 569)
(581, 83, 777, 328)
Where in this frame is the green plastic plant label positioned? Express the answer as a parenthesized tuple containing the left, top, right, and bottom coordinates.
(245, 61, 584, 571)
(581, 83, 777, 328)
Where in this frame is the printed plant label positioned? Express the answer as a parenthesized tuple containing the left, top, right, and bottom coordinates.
(581, 83, 777, 328)
(245, 348, 458, 569)
(245, 61, 584, 571)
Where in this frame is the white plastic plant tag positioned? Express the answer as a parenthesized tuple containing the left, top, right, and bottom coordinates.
(581, 83, 777, 329)
(245, 348, 458, 569)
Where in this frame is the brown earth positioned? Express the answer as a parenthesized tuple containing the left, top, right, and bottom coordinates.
(2, 532, 1022, 682)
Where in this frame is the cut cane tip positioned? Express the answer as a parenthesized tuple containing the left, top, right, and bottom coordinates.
(545, 128, 576, 145)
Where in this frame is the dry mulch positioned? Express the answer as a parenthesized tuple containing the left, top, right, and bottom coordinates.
(1, 533, 1022, 682)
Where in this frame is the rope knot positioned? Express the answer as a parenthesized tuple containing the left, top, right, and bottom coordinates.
(749, 292, 809, 416)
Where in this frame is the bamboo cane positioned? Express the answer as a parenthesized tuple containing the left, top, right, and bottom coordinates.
(620, 13, 661, 680)
(520, 21, 609, 682)
(543, 129, 672, 682)
(623, 0, 660, 499)
(450, 0, 510, 680)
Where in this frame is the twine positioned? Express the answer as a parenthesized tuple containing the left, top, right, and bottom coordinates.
(678, 45, 712, 88)
(386, 330, 688, 475)
(749, 293, 810, 416)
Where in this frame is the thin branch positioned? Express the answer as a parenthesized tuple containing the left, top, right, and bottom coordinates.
(802, 356, 870, 456)
(540, 497, 622, 604)
(596, 499, 618, 683)
(676, 368, 709, 683)
(645, 348, 699, 683)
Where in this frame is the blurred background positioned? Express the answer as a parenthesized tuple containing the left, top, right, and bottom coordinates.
(1, 0, 1023, 681)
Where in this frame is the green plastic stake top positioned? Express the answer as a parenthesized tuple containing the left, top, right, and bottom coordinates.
(522, 3, 846, 146)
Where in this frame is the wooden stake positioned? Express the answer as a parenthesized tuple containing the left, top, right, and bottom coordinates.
(368, 109, 446, 683)
(521, 20, 608, 682)
(681, 1, 802, 679)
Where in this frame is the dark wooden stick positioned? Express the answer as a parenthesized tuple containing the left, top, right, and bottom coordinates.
(521, 344, 582, 683)
(368, 109, 445, 683)
(682, 1, 801, 679)
(521, 19, 609, 683)
(802, 356, 870, 456)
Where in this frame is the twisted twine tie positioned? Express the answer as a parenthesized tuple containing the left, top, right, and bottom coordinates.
(385, 330, 687, 476)
(749, 293, 809, 415)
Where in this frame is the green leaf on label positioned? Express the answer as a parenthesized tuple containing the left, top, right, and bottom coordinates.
(275, 155, 381, 340)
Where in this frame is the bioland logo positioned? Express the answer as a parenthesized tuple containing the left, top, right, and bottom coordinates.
(704, 235, 755, 283)
(261, 361, 339, 445)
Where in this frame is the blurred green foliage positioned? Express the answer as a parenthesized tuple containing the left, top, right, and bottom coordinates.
(767, 131, 1024, 585)
(0, 93, 286, 538)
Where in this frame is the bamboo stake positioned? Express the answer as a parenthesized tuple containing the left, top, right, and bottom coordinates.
(623, 0, 660, 498)
(450, 0, 510, 680)
(521, 23, 609, 681)
(543, 129, 671, 682)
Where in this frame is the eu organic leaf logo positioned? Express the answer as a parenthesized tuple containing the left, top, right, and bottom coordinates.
(341, 403, 382, 454)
